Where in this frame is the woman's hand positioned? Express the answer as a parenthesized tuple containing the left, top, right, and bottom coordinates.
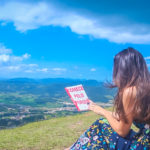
(88, 100, 105, 116)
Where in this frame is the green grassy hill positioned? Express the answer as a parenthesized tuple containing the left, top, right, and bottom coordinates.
(0, 108, 138, 150)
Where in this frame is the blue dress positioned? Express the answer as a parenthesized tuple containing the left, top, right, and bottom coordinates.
(70, 117, 150, 150)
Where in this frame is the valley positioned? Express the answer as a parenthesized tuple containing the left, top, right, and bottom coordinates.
(0, 78, 116, 129)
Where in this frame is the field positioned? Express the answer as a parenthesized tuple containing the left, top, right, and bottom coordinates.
(0, 107, 138, 150)
(0, 92, 65, 108)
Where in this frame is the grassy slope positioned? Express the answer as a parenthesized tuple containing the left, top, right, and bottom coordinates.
(0, 108, 138, 150)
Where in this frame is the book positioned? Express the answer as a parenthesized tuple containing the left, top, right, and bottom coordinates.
(65, 84, 90, 111)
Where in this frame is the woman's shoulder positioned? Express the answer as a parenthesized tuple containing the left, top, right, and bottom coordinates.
(124, 86, 136, 93)
(123, 86, 136, 99)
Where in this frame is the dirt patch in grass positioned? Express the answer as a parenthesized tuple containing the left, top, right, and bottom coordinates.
(83, 113, 94, 116)
(69, 121, 83, 129)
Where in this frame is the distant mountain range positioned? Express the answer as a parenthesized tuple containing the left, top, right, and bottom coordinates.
(0, 78, 117, 105)
(0, 78, 103, 86)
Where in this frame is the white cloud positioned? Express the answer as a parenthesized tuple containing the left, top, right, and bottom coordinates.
(28, 64, 38, 67)
(42, 68, 48, 72)
(23, 53, 31, 59)
(0, 53, 31, 64)
(78, 36, 84, 39)
(0, 2, 150, 44)
(36, 68, 48, 72)
(0, 54, 10, 62)
(7, 66, 20, 70)
(145, 56, 150, 60)
(24, 70, 34, 73)
(0, 64, 49, 73)
(0, 65, 21, 72)
(1, 22, 7, 26)
(147, 64, 150, 67)
(0, 63, 39, 73)
(90, 68, 96, 71)
(0, 44, 12, 54)
(19, 64, 38, 67)
(11, 56, 24, 61)
(52, 68, 67, 71)
(0, 45, 37, 73)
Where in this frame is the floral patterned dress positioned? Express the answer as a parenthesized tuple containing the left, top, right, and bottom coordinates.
(69, 117, 150, 150)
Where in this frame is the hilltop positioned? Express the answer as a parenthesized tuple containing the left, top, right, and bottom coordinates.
(0, 108, 138, 150)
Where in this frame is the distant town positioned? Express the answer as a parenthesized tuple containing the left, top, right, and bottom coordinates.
(1, 100, 113, 119)
(0, 100, 113, 129)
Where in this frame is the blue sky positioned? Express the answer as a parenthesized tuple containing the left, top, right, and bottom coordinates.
(0, 0, 150, 81)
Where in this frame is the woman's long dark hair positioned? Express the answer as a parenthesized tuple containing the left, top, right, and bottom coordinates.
(105, 47, 150, 124)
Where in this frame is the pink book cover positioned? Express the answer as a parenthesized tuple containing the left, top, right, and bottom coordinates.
(65, 84, 90, 111)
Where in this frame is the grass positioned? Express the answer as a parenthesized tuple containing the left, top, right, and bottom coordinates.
(0, 108, 138, 150)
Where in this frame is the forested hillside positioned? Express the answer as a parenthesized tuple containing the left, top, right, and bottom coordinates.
(0, 78, 117, 107)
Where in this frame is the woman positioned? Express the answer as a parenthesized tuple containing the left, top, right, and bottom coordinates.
(66, 47, 150, 150)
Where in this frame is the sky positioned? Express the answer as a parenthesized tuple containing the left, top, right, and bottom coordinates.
(0, 0, 150, 81)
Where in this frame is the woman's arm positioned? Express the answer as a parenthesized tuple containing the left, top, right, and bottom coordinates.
(89, 87, 135, 137)
(103, 109, 132, 137)
(108, 111, 120, 121)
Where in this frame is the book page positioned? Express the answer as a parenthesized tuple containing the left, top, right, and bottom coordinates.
(65, 84, 89, 111)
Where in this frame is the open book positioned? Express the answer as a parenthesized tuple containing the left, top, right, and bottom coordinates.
(65, 84, 90, 111)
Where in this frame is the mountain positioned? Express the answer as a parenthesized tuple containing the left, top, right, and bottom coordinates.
(2, 78, 39, 83)
(39, 78, 86, 84)
(0, 78, 117, 106)
(1, 78, 102, 86)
